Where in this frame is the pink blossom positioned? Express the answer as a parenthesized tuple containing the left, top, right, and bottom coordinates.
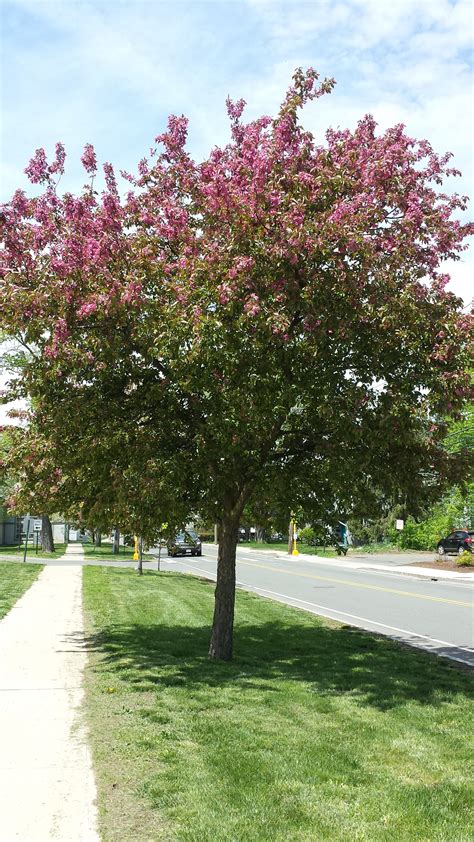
(83, 238, 101, 263)
(54, 318, 69, 342)
(11, 190, 29, 216)
(121, 282, 143, 305)
(138, 158, 149, 177)
(77, 300, 98, 319)
(244, 294, 261, 317)
(48, 142, 66, 176)
(81, 143, 97, 175)
(226, 96, 246, 122)
(103, 162, 118, 196)
(431, 273, 450, 291)
(25, 148, 49, 184)
(218, 283, 232, 305)
(155, 115, 189, 154)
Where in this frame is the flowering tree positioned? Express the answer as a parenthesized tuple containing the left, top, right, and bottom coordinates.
(1, 69, 472, 659)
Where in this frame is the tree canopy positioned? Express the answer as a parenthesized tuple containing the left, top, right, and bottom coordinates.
(1, 68, 472, 658)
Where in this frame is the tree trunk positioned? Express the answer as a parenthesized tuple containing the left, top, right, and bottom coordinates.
(209, 515, 239, 661)
(112, 527, 120, 554)
(288, 518, 294, 554)
(41, 515, 55, 553)
(255, 525, 265, 543)
(94, 530, 102, 547)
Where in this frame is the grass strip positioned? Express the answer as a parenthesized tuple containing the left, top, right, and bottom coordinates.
(0, 542, 68, 560)
(0, 561, 43, 620)
(83, 542, 154, 562)
(244, 541, 338, 556)
(244, 541, 412, 557)
(82, 567, 474, 842)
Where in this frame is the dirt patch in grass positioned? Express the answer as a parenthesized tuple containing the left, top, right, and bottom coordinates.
(410, 558, 474, 573)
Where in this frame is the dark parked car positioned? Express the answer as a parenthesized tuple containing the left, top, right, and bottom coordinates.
(167, 530, 202, 558)
(437, 530, 474, 556)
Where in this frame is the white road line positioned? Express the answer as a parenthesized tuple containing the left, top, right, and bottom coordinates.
(174, 561, 474, 664)
(238, 584, 473, 652)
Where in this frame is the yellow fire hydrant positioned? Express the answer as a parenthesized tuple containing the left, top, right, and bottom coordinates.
(291, 518, 299, 556)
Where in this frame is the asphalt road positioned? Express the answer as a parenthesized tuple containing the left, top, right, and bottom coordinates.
(158, 544, 474, 667)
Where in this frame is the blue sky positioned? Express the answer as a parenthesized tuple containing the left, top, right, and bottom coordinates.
(1, 0, 473, 291)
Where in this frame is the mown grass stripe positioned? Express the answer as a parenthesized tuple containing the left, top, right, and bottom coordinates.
(82, 567, 474, 842)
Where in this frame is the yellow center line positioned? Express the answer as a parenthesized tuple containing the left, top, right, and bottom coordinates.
(235, 558, 473, 608)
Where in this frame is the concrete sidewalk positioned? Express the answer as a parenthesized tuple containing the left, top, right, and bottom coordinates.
(280, 551, 474, 581)
(0, 545, 99, 841)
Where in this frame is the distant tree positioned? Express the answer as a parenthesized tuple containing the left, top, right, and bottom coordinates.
(1, 69, 472, 659)
(444, 402, 474, 455)
(0, 431, 15, 526)
(0, 428, 55, 550)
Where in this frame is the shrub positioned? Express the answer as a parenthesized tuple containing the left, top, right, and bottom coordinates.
(298, 526, 316, 546)
(457, 550, 474, 567)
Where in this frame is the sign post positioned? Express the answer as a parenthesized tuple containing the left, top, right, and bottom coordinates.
(33, 520, 42, 556)
(22, 518, 30, 563)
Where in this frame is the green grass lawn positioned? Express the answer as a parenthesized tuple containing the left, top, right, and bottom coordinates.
(0, 542, 67, 560)
(0, 561, 43, 620)
(82, 567, 474, 842)
(82, 542, 154, 561)
(245, 541, 338, 557)
(349, 542, 404, 554)
(244, 541, 409, 557)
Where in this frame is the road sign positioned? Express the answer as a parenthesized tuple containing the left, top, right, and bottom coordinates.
(396, 519, 404, 531)
(33, 520, 42, 532)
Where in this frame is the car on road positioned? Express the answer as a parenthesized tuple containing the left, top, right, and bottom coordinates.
(437, 530, 474, 556)
(167, 530, 202, 558)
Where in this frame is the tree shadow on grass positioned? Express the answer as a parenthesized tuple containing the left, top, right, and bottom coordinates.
(76, 617, 474, 712)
